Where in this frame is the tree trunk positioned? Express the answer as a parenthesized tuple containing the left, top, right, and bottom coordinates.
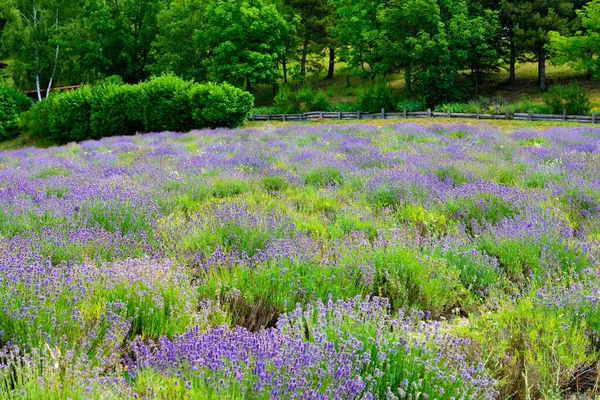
(509, 36, 516, 83)
(405, 64, 412, 92)
(246, 76, 252, 92)
(33, 4, 42, 101)
(475, 69, 480, 99)
(46, 5, 60, 99)
(538, 51, 546, 90)
(326, 47, 335, 79)
(300, 35, 309, 77)
(282, 54, 288, 84)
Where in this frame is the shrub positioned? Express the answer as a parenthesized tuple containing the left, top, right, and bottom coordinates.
(141, 75, 195, 132)
(435, 102, 471, 113)
(356, 79, 397, 113)
(304, 166, 344, 187)
(89, 82, 145, 138)
(296, 85, 331, 112)
(0, 83, 31, 141)
(21, 77, 255, 143)
(509, 97, 552, 114)
(46, 86, 94, 144)
(397, 98, 424, 112)
(189, 82, 253, 129)
(273, 84, 301, 114)
(544, 83, 592, 115)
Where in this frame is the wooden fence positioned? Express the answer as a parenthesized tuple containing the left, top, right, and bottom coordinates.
(252, 109, 600, 124)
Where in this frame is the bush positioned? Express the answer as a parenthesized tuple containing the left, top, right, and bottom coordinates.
(21, 77, 255, 143)
(141, 75, 195, 132)
(273, 84, 301, 114)
(189, 82, 253, 129)
(397, 98, 424, 112)
(0, 83, 31, 141)
(273, 84, 331, 114)
(434, 102, 471, 113)
(296, 85, 331, 112)
(46, 87, 94, 143)
(509, 97, 552, 114)
(89, 82, 145, 138)
(544, 83, 592, 115)
(356, 79, 397, 113)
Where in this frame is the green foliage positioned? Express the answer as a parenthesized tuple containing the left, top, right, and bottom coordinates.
(89, 82, 144, 138)
(396, 98, 424, 112)
(189, 82, 254, 129)
(304, 166, 344, 187)
(544, 83, 592, 115)
(273, 84, 331, 114)
(356, 79, 396, 113)
(296, 85, 331, 112)
(21, 78, 255, 143)
(141, 75, 195, 133)
(548, 0, 600, 79)
(445, 193, 519, 234)
(46, 87, 94, 143)
(150, 0, 208, 82)
(0, 83, 30, 141)
(462, 297, 596, 399)
(508, 98, 553, 114)
(200, 0, 294, 90)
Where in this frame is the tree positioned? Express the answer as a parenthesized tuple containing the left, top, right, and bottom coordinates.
(333, 0, 385, 79)
(200, 0, 294, 91)
(0, 0, 78, 99)
(60, 0, 166, 83)
(548, 0, 600, 79)
(501, 0, 575, 89)
(285, 0, 333, 78)
(149, 0, 208, 82)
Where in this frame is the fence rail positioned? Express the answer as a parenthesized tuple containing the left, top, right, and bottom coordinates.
(252, 109, 600, 124)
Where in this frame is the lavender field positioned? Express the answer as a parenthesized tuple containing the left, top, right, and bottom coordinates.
(1, 122, 599, 399)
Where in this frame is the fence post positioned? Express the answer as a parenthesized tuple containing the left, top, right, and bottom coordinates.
(282, 114, 286, 122)
(593, 112, 597, 124)
(320, 112, 323, 118)
(382, 108, 385, 120)
(252, 114, 255, 122)
(428, 109, 431, 118)
(505, 109, 509, 120)
(477, 110, 480, 120)
(338, 111, 341, 120)
(447, 110, 451, 118)
(357, 110, 361, 120)
(529, 110, 533, 121)
(563, 109, 567, 122)
(403, 109, 407, 119)
(268, 114, 271, 121)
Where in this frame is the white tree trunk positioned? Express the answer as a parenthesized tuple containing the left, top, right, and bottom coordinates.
(46, 4, 60, 99)
(33, 3, 42, 101)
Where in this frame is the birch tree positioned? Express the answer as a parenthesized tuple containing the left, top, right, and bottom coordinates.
(0, 0, 74, 98)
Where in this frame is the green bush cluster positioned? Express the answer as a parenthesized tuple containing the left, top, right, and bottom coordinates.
(22, 75, 254, 144)
(0, 83, 31, 141)
(273, 84, 331, 114)
(544, 83, 592, 115)
(356, 80, 397, 113)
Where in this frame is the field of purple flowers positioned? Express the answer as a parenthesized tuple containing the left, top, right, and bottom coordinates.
(1, 122, 599, 399)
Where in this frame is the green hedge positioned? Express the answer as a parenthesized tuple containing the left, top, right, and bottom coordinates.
(142, 75, 195, 133)
(190, 82, 253, 128)
(23, 76, 254, 144)
(0, 83, 31, 141)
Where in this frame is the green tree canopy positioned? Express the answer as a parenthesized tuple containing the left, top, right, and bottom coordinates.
(548, 0, 600, 79)
(199, 0, 294, 91)
(149, 0, 208, 82)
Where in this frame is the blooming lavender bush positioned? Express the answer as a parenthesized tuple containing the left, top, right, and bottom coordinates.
(1, 121, 600, 398)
